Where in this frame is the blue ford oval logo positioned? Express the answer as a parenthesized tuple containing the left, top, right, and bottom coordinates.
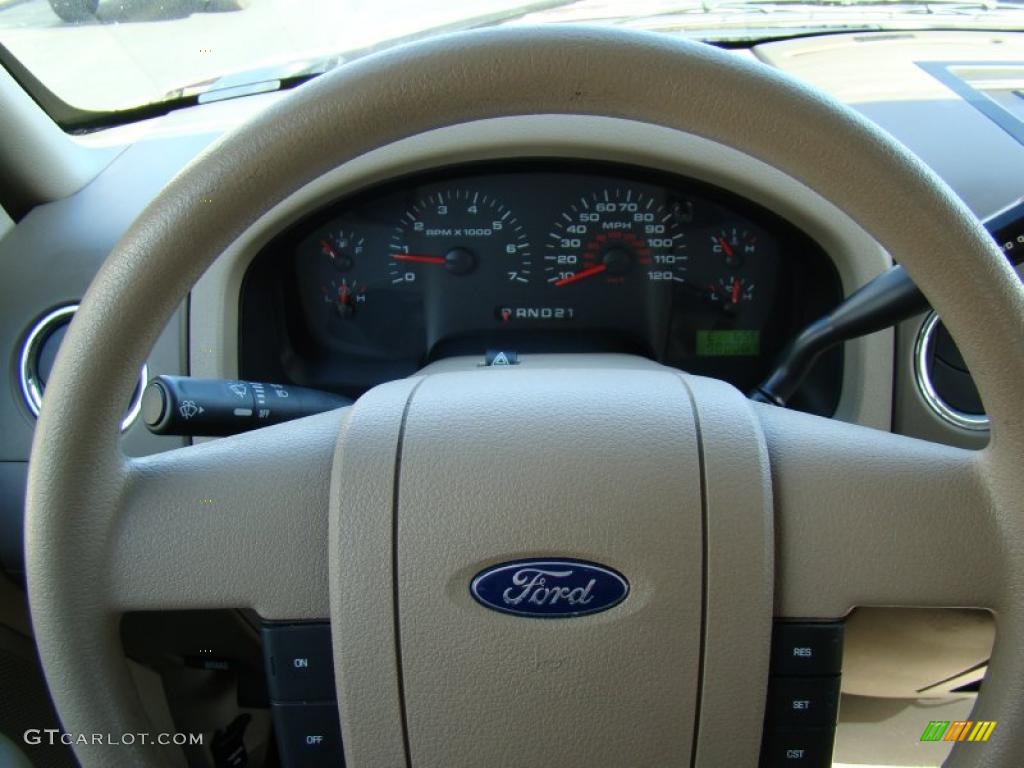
(470, 558, 629, 618)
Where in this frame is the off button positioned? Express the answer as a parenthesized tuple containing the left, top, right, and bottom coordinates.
(271, 703, 344, 768)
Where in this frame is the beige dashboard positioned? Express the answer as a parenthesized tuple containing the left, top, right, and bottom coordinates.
(2, 27, 1020, 768)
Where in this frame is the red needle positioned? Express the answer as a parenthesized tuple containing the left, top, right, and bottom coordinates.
(554, 263, 608, 287)
(731, 278, 742, 304)
(392, 253, 446, 265)
(717, 237, 735, 260)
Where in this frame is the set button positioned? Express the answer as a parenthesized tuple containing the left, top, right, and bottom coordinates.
(767, 676, 840, 728)
(761, 621, 844, 768)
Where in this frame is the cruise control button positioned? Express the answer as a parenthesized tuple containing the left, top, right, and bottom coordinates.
(771, 622, 843, 677)
(766, 676, 840, 727)
(271, 703, 344, 768)
(761, 728, 835, 767)
(262, 623, 336, 703)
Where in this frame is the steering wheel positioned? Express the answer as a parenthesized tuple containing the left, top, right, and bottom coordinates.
(25, 26, 1024, 768)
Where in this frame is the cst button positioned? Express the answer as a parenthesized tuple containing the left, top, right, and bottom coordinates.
(761, 728, 835, 767)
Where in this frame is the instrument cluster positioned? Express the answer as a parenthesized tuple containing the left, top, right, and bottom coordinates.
(240, 161, 843, 414)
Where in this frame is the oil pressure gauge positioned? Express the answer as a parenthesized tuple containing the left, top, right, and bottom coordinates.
(311, 228, 371, 319)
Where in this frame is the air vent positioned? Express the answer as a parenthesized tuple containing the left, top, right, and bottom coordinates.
(913, 312, 988, 431)
(18, 304, 146, 432)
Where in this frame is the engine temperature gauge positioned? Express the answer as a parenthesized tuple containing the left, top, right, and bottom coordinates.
(710, 226, 757, 268)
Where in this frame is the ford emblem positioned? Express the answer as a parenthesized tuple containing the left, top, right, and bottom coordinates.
(470, 558, 629, 618)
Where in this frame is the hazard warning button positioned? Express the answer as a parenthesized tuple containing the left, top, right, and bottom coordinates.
(484, 350, 519, 367)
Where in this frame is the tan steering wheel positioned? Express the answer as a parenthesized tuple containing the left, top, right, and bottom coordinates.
(25, 26, 1024, 768)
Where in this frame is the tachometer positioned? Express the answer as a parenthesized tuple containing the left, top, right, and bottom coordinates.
(390, 189, 531, 284)
(545, 189, 688, 287)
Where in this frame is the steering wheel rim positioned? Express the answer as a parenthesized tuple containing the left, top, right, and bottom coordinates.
(26, 25, 1024, 767)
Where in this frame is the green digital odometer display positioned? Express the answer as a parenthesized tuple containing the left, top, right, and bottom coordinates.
(696, 330, 761, 357)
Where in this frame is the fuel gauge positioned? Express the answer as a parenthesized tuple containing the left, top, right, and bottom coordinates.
(294, 223, 425, 357)
(318, 228, 365, 272)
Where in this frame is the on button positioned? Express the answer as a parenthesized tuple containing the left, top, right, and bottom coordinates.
(261, 623, 336, 703)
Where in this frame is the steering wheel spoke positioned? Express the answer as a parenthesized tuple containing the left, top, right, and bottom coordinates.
(107, 410, 345, 615)
(757, 404, 1003, 614)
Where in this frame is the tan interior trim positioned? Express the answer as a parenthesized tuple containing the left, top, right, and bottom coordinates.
(330, 378, 420, 768)
(24, 26, 1023, 767)
(0, 66, 119, 208)
(682, 375, 774, 766)
(190, 115, 893, 430)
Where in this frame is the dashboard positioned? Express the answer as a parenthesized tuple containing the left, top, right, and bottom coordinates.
(240, 161, 843, 414)
(0, 31, 1018, 768)
(5, 30, 1018, 575)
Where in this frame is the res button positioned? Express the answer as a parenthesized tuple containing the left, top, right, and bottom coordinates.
(771, 622, 843, 677)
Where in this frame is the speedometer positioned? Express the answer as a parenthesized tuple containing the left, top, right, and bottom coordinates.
(390, 189, 532, 285)
(544, 188, 688, 288)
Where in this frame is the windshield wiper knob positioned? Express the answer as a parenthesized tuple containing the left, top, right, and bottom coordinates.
(142, 375, 351, 437)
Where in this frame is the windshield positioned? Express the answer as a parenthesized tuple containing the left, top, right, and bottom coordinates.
(1, 0, 1023, 123)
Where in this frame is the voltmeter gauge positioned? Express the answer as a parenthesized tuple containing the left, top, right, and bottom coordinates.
(709, 276, 756, 312)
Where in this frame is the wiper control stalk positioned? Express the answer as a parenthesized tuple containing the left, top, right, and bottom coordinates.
(143, 375, 351, 437)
